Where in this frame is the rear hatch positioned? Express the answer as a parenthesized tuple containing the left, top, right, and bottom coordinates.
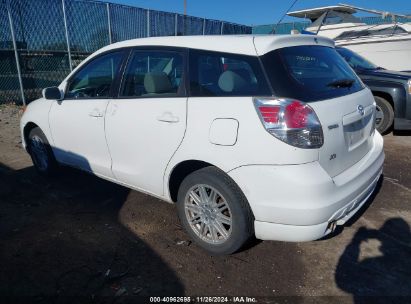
(259, 43, 375, 177)
(309, 89, 374, 177)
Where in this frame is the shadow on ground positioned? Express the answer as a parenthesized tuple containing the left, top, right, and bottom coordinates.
(392, 130, 411, 137)
(0, 160, 308, 298)
(335, 217, 411, 302)
(0, 163, 184, 301)
(323, 175, 411, 300)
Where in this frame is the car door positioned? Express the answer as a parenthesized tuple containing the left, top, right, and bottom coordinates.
(105, 48, 187, 196)
(49, 50, 125, 178)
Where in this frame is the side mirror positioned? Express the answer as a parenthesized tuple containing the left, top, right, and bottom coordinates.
(42, 87, 63, 100)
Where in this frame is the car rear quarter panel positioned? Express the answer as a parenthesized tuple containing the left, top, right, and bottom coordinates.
(164, 97, 319, 198)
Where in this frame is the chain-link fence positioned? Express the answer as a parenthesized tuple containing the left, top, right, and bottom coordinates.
(0, 0, 252, 104)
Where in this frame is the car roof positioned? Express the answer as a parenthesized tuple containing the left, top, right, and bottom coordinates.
(60, 34, 335, 90)
(93, 34, 335, 57)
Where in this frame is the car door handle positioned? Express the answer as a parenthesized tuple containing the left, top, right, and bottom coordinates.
(89, 109, 104, 118)
(157, 112, 179, 123)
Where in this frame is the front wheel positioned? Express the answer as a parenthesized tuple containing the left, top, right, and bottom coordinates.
(374, 96, 394, 135)
(176, 167, 254, 255)
(28, 127, 58, 176)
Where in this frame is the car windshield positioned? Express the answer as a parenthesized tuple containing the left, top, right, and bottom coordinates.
(336, 47, 379, 71)
(335, 26, 408, 40)
(260, 45, 364, 102)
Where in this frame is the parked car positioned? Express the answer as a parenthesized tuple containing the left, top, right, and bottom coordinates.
(337, 47, 411, 134)
(20, 35, 384, 255)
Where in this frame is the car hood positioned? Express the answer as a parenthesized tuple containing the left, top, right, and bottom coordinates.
(358, 69, 411, 81)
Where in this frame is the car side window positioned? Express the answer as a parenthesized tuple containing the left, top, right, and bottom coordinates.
(66, 51, 124, 99)
(189, 49, 271, 97)
(120, 50, 184, 97)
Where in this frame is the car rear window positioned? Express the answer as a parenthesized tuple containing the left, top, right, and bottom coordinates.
(261, 45, 364, 102)
(189, 49, 271, 97)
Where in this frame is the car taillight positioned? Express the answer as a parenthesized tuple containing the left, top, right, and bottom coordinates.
(254, 98, 324, 149)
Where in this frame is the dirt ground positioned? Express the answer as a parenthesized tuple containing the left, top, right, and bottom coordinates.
(1, 104, 410, 303)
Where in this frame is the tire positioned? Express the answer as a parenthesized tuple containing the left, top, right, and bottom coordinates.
(374, 96, 394, 135)
(176, 166, 254, 255)
(27, 127, 58, 176)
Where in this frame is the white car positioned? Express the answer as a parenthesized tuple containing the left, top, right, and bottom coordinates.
(20, 35, 384, 255)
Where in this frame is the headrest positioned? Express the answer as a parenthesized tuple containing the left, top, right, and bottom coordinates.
(218, 70, 247, 93)
(144, 72, 173, 94)
(232, 68, 252, 83)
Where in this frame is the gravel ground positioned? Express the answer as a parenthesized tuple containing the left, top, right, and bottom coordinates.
(0, 104, 410, 303)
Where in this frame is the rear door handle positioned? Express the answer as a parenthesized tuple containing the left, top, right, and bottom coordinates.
(89, 108, 104, 118)
(157, 112, 179, 123)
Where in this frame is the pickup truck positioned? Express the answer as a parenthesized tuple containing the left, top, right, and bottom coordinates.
(337, 47, 411, 134)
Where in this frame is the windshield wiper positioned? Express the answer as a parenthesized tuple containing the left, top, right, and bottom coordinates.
(326, 78, 355, 88)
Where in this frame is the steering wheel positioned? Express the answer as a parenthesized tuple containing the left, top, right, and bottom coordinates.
(95, 84, 111, 97)
(72, 88, 90, 98)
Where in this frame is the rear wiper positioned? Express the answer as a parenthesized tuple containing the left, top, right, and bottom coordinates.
(326, 78, 355, 88)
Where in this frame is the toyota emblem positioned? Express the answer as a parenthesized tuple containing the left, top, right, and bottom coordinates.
(357, 105, 364, 116)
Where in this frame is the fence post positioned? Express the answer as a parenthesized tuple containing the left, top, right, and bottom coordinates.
(106, 3, 112, 44)
(147, 9, 150, 37)
(220, 21, 224, 35)
(61, 0, 72, 71)
(175, 13, 178, 36)
(202, 18, 206, 35)
(6, 0, 25, 105)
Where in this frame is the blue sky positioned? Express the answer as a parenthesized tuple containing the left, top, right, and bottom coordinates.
(101, 0, 411, 25)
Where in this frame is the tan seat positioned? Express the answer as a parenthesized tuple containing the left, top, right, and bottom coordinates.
(143, 72, 174, 95)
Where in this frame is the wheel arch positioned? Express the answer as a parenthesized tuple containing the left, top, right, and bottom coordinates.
(168, 160, 217, 203)
(372, 91, 394, 109)
(370, 84, 407, 118)
(23, 122, 40, 151)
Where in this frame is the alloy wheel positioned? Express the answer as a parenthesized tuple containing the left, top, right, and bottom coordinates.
(375, 104, 384, 129)
(184, 184, 232, 244)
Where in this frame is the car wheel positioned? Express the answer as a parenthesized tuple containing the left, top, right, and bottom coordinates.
(28, 127, 58, 176)
(374, 96, 394, 135)
(176, 166, 254, 255)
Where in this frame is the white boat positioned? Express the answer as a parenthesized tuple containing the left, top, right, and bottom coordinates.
(287, 4, 411, 71)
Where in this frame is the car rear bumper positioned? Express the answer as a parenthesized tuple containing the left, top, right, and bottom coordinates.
(227, 132, 384, 242)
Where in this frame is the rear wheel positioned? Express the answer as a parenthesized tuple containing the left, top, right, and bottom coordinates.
(374, 95, 394, 135)
(28, 127, 58, 176)
(176, 167, 254, 255)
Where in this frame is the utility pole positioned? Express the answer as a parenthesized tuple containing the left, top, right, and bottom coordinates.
(6, 0, 26, 105)
(184, 0, 187, 15)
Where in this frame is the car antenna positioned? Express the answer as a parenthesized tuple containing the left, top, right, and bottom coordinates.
(271, 0, 299, 34)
